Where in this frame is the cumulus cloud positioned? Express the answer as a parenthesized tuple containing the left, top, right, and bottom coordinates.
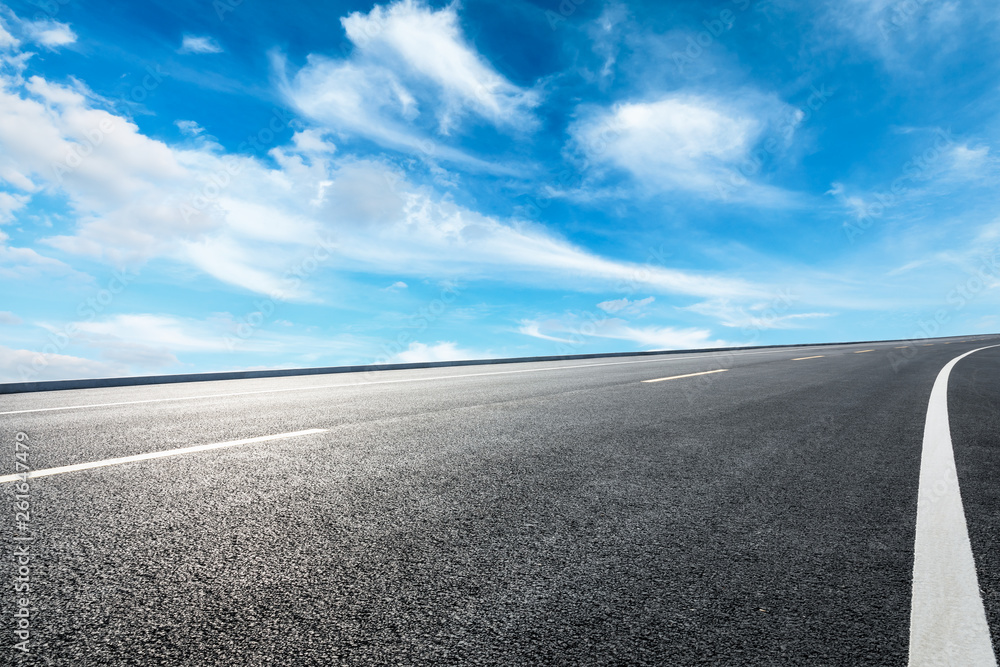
(291, 128, 336, 154)
(178, 35, 223, 54)
(340, 0, 538, 133)
(570, 91, 801, 204)
(279, 0, 538, 165)
(390, 341, 482, 363)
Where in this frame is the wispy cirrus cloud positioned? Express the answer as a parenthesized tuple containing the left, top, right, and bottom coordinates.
(520, 316, 731, 351)
(684, 298, 833, 330)
(597, 296, 654, 315)
(0, 344, 125, 382)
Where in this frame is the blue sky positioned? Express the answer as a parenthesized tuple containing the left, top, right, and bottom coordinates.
(1, 0, 999, 381)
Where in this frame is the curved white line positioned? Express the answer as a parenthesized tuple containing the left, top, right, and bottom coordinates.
(909, 345, 999, 666)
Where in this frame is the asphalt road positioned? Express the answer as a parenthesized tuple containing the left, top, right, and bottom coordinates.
(1, 336, 998, 666)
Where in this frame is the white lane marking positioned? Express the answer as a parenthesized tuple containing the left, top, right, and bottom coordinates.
(909, 345, 1000, 667)
(0, 429, 327, 484)
(0, 349, 812, 416)
(641, 369, 729, 383)
(792, 356, 825, 361)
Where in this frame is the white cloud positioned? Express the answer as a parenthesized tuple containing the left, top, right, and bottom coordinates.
(0, 344, 125, 382)
(23, 19, 76, 48)
(0, 29, 767, 305)
(886, 259, 929, 276)
(517, 320, 575, 344)
(280, 0, 537, 165)
(0, 17, 19, 50)
(520, 316, 730, 350)
(597, 296, 654, 315)
(317, 166, 762, 298)
(74, 313, 234, 353)
(570, 92, 800, 204)
(385, 280, 408, 291)
(0, 239, 92, 282)
(945, 143, 992, 181)
(587, 3, 630, 82)
(179, 35, 223, 55)
(0, 311, 22, 325)
(820, 0, 977, 71)
(175, 120, 205, 137)
(291, 128, 336, 154)
(685, 298, 833, 329)
(65, 312, 370, 366)
(341, 0, 538, 133)
(391, 341, 482, 363)
(0, 191, 27, 223)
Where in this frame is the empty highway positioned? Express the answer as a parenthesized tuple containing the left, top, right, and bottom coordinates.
(2, 336, 999, 665)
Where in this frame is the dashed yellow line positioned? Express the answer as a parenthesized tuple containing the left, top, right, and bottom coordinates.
(854, 350, 875, 354)
(792, 355, 825, 361)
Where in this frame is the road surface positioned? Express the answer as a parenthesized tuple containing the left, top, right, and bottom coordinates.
(2, 336, 998, 665)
